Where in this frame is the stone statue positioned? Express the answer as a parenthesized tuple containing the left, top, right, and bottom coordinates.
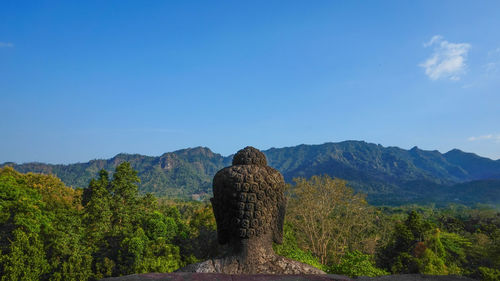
(179, 147, 325, 274)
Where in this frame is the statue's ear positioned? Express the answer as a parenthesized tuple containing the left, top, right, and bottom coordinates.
(273, 196, 286, 244)
(211, 197, 230, 245)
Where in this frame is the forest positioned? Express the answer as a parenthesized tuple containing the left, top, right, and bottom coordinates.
(0, 164, 499, 281)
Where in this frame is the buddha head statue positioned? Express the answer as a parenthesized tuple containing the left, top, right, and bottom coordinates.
(211, 146, 286, 247)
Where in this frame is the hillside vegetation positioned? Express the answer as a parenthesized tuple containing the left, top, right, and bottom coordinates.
(3, 141, 500, 205)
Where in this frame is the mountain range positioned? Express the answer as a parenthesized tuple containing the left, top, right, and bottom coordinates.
(3, 141, 500, 205)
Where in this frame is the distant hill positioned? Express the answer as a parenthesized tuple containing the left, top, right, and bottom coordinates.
(4, 147, 231, 198)
(263, 142, 500, 205)
(3, 141, 500, 205)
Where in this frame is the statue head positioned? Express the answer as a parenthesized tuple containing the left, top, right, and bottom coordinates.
(211, 146, 286, 246)
(231, 146, 267, 166)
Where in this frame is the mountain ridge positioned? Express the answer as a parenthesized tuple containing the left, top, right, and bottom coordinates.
(2, 141, 500, 205)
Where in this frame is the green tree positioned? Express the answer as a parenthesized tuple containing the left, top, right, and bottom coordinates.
(139, 237, 181, 273)
(83, 163, 184, 278)
(378, 210, 433, 273)
(273, 223, 325, 271)
(286, 175, 377, 265)
(0, 230, 49, 281)
(479, 267, 500, 281)
(426, 228, 446, 259)
(417, 248, 447, 275)
(415, 229, 448, 275)
(330, 250, 388, 277)
(83, 170, 113, 245)
(109, 162, 140, 234)
(440, 232, 470, 268)
(0, 167, 91, 281)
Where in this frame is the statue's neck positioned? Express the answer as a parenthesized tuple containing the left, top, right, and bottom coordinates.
(228, 236, 275, 263)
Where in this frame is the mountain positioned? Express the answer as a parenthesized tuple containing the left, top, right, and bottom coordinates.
(4, 147, 231, 198)
(262, 142, 500, 205)
(3, 141, 500, 205)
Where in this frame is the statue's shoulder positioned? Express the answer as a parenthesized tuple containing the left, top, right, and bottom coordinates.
(271, 255, 326, 275)
(178, 256, 325, 275)
(176, 259, 218, 273)
(177, 258, 241, 273)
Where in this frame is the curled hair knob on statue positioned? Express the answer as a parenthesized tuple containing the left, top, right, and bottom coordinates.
(178, 146, 325, 274)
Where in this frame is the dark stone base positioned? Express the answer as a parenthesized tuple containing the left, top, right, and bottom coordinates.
(100, 273, 351, 281)
(357, 274, 478, 281)
(100, 273, 477, 281)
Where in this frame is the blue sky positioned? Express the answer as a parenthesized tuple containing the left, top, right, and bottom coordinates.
(1, 1, 500, 163)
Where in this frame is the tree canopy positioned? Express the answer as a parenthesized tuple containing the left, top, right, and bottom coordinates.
(1, 167, 499, 280)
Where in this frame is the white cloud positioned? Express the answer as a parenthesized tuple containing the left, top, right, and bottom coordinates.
(0, 42, 14, 48)
(423, 35, 443, 47)
(419, 35, 471, 81)
(468, 134, 500, 143)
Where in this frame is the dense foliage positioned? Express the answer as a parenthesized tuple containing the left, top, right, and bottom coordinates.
(281, 175, 389, 277)
(376, 205, 500, 280)
(4, 141, 500, 205)
(286, 176, 379, 265)
(0, 165, 218, 281)
(1, 166, 499, 280)
(279, 176, 500, 279)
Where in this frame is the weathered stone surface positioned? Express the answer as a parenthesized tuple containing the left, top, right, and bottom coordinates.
(100, 272, 350, 281)
(178, 147, 323, 274)
(357, 274, 478, 281)
(180, 255, 326, 275)
(100, 273, 478, 281)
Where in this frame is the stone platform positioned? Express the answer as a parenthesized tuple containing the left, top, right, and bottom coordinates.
(100, 273, 477, 281)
